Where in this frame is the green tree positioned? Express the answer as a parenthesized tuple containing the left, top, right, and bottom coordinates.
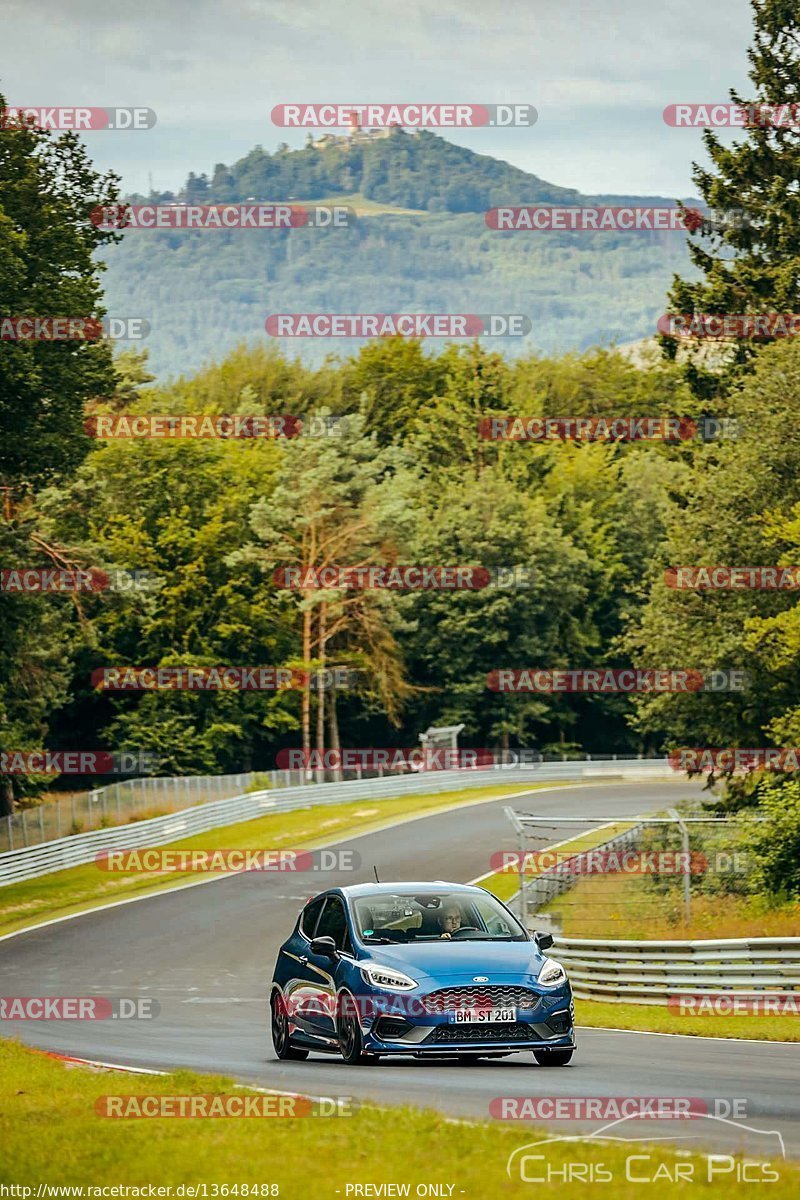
(744, 776, 800, 899)
(0, 96, 121, 489)
(47, 431, 294, 776)
(236, 411, 417, 770)
(627, 340, 800, 752)
(0, 90, 121, 814)
(340, 337, 446, 445)
(663, 1, 800, 387)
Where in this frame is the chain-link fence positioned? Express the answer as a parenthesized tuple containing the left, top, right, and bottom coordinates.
(0, 772, 265, 852)
(504, 807, 768, 936)
(0, 752, 662, 854)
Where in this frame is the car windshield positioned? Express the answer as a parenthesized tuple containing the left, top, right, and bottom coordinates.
(351, 890, 527, 943)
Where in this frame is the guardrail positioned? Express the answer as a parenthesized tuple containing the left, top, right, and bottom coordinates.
(0, 771, 261, 852)
(0, 757, 671, 887)
(0, 752, 668, 853)
(553, 936, 800, 1004)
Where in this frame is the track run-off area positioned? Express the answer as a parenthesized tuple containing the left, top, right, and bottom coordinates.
(1, 779, 798, 1159)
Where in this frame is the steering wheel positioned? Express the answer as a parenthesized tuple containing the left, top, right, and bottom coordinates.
(449, 926, 479, 939)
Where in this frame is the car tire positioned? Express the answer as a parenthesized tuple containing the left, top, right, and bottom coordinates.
(337, 992, 372, 1065)
(533, 1048, 574, 1066)
(271, 992, 309, 1061)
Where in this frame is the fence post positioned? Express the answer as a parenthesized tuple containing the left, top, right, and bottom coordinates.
(7, 814, 13, 851)
(518, 828, 528, 924)
(668, 808, 691, 926)
(22, 807, 28, 847)
(39, 805, 45, 843)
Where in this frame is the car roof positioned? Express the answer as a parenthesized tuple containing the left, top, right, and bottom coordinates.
(337, 881, 486, 898)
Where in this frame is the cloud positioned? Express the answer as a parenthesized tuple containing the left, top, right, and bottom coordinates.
(0, 0, 755, 195)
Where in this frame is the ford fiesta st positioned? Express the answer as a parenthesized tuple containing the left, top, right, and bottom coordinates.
(269, 882, 574, 1065)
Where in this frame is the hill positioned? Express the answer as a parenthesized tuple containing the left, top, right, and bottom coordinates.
(104, 131, 699, 378)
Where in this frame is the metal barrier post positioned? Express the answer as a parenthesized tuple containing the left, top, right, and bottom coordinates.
(668, 808, 692, 926)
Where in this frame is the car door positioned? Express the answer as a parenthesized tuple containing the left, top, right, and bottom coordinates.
(303, 894, 354, 1039)
(280, 894, 332, 1042)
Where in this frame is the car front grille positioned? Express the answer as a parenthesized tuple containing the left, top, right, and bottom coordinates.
(428, 1022, 538, 1043)
(422, 986, 541, 1014)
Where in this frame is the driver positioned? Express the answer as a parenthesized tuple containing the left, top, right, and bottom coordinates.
(438, 904, 462, 939)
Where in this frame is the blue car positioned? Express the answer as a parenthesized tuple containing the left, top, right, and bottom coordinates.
(269, 882, 575, 1065)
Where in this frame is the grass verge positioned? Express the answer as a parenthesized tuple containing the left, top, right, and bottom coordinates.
(546, 872, 800, 939)
(479, 821, 637, 902)
(479, 820, 799, 1042)
(575, 997, 799, 1041)
(0, 1039, 796, 1195)
(0, 782, 545, 939)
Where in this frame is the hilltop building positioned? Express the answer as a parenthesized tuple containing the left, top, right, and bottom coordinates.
(306, 116, 417, 151)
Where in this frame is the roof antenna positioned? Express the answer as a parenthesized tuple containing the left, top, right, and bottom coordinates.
(373, 865, 380, 883)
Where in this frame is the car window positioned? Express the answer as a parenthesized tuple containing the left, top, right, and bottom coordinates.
(469, 894, 517, 936)
(315, 895, 351, 952)
(353, 890, 526, 942)
(300, 895, 326, 939)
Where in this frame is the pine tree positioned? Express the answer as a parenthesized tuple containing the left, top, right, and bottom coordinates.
(664, 1, 800, 381)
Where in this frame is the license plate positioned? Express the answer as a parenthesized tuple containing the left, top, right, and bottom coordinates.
(448, 1007, 516, 1024)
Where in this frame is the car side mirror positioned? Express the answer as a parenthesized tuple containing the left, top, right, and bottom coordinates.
(310, 936, 338, 958)
(534, 931, 554, 951)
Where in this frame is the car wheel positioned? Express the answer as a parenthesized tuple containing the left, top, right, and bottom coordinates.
(337, 992, 372, 1065)
(271, 992, 309, 1061)
(533, 1048, 573, 1066)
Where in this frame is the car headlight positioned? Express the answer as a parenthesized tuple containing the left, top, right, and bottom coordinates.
(538, 957, 567, 987)
(360, 963, 418, 991)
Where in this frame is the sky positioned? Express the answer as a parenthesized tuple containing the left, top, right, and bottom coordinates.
(1, 0, 756, 198)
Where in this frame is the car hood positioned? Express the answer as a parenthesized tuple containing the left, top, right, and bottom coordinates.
(358, 939, 548, 983)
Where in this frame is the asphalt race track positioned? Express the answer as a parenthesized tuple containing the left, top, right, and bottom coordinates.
(2, 779, 798, 1160)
